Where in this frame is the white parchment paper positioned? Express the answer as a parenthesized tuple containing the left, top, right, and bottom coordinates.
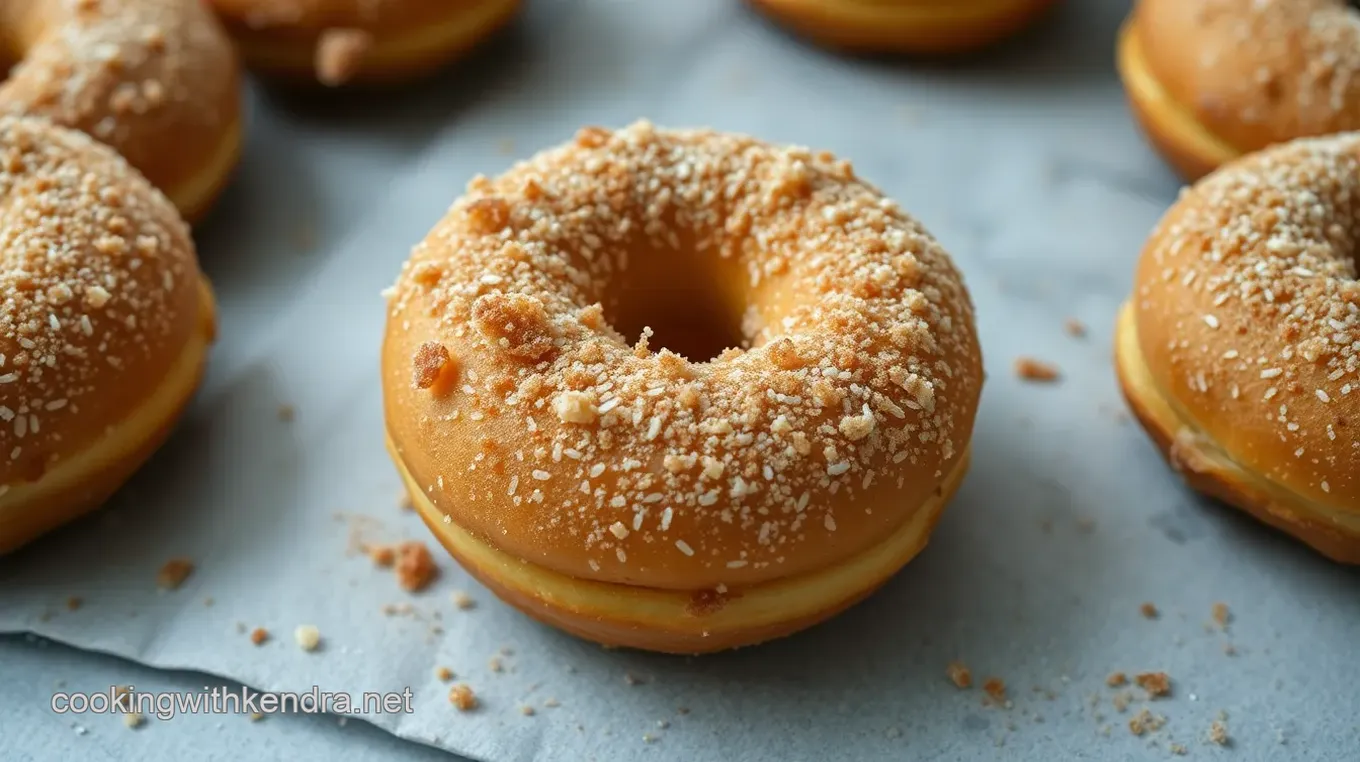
(3, 1, 1359, 760)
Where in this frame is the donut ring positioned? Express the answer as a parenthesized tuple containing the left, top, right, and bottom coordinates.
(206, 0, 522, 86)
(1119, 0, 1360, 182)
(748, 0, 1058, 55)
(383, 121, 984, 653)
(1116, 134, 1360, 564)
(0, 116, 216, 555)
(0, 0, 244, 223)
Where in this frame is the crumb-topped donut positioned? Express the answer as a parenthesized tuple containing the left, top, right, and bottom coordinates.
(383, 121, 984, 653)
(1116, 133, 1360, 563)
(0, 0, 244, 223)
(1119, 0, 1360, 181)
(0, 116, 216, 555)
(748, 0, 1057, 55)
(207, 0, 522, 86)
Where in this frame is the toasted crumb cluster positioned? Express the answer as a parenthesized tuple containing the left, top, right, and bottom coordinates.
(946, 661, 972, 689)
(395, 541, 439, 591)
(156, 558, 195, 590)
(1134, 671, 1172, 698)
(0, 116, 198, 485)
(1139, 133, 1360, 500)
(1014, 357, 1060, 382)
(449, 683, 477, 711)
(385, 121, 982, 583)
(315, 28, 372, 86)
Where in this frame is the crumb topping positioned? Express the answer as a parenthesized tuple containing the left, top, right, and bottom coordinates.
(385, 121, 982, 584)
(1139, 133, 1360, 501)
(315, 28, 372, 86)
(0, 116, 198, 486)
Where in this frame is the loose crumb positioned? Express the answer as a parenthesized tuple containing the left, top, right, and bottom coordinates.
(249, 628, 269, 646)
(488, 657, 504, 673)
(367, 544, 396, 568)
(155, 558, 195, 590)
(1106, 672, 1128, 687)
(1128, 709, 1165, 736)
(1170, 743, 1187, 755)
(946, 661, 973, 689)
(544, 698, 560, 708)
(1207, 719, 1230, 746)
(249, 712, 264, 722)
(397, 491, 414, 511)
(122, 712, 144, 730)
(452, 591, 476, 610)
(520, 705, 536, 716)
(294, 625, 321, 652)
(1135, 672, 1172, 698)
(624, 672, 643, 686)
(983, 678, 1006, 703)
(1140, 602, 1159, 619)
(436, 666, 454, 681)
(1014, 357, 1060, 382)
(1112, 691, 1132, 713)
(1064, 318, 1087, 337)
(642, 733, 658, 744)
(1212, 602, 1231, 628)
(315, 28, 373, 87)
(449, 684, 478, 711)
(395, 541, 439, 592)
(277, 405, 295, 422)
(66, 597, 82, 611)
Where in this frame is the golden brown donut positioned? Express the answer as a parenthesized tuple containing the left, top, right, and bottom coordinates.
(0, 0, 244, 223)
(0, 116, 217, 555)
(1116, 133, 1360, 564)
(748, 0, 1057, 55)
(1119, 0, 1360, 182)
(383, 121, 984, 653)
(206, 0, 522, 86)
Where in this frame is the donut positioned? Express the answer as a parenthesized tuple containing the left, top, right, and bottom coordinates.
(1115, 133, 1360, 564)
(0, 0, 244, 223)
(0, 116, 217, 555)
(382, 121, 984, 653)
(747, 0, 1058, 55)
(206, 0, 523, 86)
(1118, 0, 1360, 182)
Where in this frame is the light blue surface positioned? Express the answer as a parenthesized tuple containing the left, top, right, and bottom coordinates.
(3, 1, 1360, 760)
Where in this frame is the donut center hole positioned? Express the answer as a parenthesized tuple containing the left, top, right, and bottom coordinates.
(604, 254, 746, 362)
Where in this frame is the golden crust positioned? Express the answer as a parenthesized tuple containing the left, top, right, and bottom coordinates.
(1117, 304, 1360, 564)
(382, 121, 983, 598)
(0, 0, 244, 222)
(1119, 134, 1360, 561)
(747, 0, 1057, 55)
(1121, 0, 1360, 181)
(207, 0, 522, 85)
(0, 116, 215, 553)
(395, 432, 968, 653)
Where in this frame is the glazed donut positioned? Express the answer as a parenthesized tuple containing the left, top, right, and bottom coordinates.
(382, 121, 984, 653)
(0, 0, 244, 223)
(748, 0, 1058, 55)
(1116, 133, 1360, 564)
(206, 0, 522, 86)
(1119, 0, 1360, 182)
(0, 116, 217, 555)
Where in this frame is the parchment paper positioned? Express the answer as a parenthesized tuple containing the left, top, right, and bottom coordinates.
(3, 1, 1359, 760)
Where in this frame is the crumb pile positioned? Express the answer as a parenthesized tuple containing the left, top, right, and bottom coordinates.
(385, 120, 982, 585)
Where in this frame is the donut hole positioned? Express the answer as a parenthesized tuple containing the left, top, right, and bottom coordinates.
(602, 250, 748, 363)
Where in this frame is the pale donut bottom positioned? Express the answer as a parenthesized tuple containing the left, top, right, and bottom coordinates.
(389, 434, 971, 654)
(749, 0, 1057, 54)
(230, 0, 521, 84)
(0, 278, 217, 555)
(1114, 303, 1360, 564)
(1116, 19, 1242, 182)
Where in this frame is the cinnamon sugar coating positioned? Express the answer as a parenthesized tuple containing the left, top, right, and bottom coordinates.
(383, 122, 983, 589)
(0, 116, 203, 486)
